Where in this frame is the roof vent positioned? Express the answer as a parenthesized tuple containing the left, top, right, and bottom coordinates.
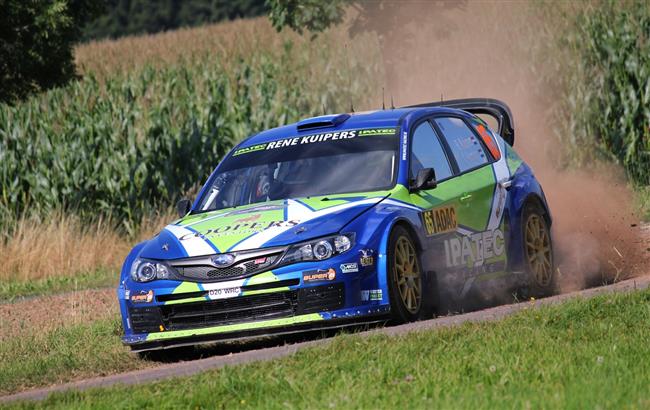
(296, 114, 350, 132)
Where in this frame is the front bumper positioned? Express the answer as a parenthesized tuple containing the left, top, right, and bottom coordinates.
(120, 253, 390, 350)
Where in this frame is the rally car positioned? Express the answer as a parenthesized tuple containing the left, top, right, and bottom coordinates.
(119, 98, 554, 351)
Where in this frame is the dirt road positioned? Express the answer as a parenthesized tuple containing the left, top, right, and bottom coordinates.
(2, 274, 648, 404)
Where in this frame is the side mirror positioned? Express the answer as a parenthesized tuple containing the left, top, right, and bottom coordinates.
(411, 168, 437, 192)
(176, 199, 192, 218)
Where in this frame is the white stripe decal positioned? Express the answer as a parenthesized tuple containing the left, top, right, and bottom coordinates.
(164, 224, 215, 257)
(486, 140, 510, 232)
(381, 198, 422, 211)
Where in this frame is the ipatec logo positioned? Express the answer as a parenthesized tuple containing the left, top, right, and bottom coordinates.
(212, 254, 236, 268)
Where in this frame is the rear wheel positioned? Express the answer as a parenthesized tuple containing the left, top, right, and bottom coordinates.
(522, 201, 555, 296)
(387, 226, 422, 323)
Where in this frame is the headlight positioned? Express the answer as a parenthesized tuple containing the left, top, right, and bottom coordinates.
(279, 233, 355, 265)
(130, 258, 173, 282)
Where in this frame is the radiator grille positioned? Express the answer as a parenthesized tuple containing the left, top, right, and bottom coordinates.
(173, 253, 279, 282)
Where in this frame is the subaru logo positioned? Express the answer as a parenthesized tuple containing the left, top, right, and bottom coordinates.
(212, 253, 236, 268)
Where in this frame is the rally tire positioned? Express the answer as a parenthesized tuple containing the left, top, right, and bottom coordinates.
(522, 201, 555, 297)
(387, 226, 423, 323)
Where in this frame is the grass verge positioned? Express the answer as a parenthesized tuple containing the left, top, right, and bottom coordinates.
(5, 288, 650, 409)
(0, 317, 147, 396)
(0, 269, 117, 301)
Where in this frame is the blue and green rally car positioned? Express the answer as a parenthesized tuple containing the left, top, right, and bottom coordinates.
(119, 98, 554, 351)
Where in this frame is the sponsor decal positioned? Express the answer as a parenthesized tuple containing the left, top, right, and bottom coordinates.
(235, 213, 262, 223)
(402, 131, 408, 160)
(361, 289, 383, 301)
(208, 287, 242, 298)
(232, 143, 267, 156)
(360, 249, 375, 267)
(231, 128, 396, 157)
(131, 290, 154, 303)
(229, 204, 285, 215)
(340, 262, 359, 273)
(303, 268, 336, 283)
(161, 243, 169, 251)
(358, 128, 396, 136)
(421, 205, 457, 236)
(444, 228, 505, 268)
(179, 220, 300, 240)
(234, 131, 358, 157)
(124, 289, 130, 300)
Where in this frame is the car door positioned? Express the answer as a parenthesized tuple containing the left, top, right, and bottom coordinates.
(406, 120, 460, 276)
(431, 116, 507, 297)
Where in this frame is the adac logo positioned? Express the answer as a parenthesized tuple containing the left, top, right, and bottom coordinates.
(212, 253, 236, 268)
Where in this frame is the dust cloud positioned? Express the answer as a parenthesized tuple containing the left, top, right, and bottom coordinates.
(353, 1, 646, 292)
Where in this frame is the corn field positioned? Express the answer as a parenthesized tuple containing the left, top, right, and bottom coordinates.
(0, 22, 382, 233)
(557, 1, 650, 186)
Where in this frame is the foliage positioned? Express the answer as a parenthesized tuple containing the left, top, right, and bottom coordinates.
(4, 288, 650, 407)
(556, 1, 650, 185)
(0, 32, 381, 233)
(82, 0, 268, 41)
(266, 0, 345, 37)
(0, 0, 102, 103)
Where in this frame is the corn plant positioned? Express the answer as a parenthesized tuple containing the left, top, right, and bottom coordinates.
(0, 36, 382, 233)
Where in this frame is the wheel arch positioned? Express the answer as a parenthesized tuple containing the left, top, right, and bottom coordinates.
(521, 193, 551, 227)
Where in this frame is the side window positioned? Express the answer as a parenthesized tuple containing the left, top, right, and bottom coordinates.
(471, 118, 501, 160)
(434, 117, 489, 173)
(410, 121, 453, 182)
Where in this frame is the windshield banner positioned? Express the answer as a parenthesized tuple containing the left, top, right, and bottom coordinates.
(232, 128, 397, 156)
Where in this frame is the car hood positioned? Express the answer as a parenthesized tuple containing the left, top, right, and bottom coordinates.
(139, 194, 389, 259)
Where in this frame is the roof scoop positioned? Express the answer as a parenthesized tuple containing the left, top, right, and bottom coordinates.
(296, 113, 350, 132)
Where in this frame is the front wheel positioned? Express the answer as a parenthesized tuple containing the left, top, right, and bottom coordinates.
(522, 201, 555, 296)
(387, 226, 422, 323)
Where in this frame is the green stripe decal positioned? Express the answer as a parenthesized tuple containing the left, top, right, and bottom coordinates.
(147, 313, 323, 341)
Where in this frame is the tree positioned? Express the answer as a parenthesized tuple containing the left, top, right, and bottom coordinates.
(266, 0, 345, 38)
(266, 0, 466, 101)
(0, 0, 102, 103)
(81, 0, 270, 42)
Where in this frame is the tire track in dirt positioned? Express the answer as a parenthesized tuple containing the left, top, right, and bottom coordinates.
(2, 274, 649, 404)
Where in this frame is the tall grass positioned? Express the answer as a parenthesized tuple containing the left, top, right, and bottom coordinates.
(0, 210, 172, 283)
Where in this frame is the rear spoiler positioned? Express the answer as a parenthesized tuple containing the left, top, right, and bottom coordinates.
(405, 98, 515, 146)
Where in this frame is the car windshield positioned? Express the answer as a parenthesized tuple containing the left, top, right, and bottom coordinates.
(197, 128, 399, 212)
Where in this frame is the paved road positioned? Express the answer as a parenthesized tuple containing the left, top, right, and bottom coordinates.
(2, 274, 649, 404)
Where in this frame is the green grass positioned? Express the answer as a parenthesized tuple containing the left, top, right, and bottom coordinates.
(0, 317, 144, 396)
(0, 269, 117, 301)
(5, 289, 650, 409)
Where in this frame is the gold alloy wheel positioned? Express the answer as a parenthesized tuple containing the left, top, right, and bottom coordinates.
(394, 236, 422, 314)
(524, 214, 553, 286)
